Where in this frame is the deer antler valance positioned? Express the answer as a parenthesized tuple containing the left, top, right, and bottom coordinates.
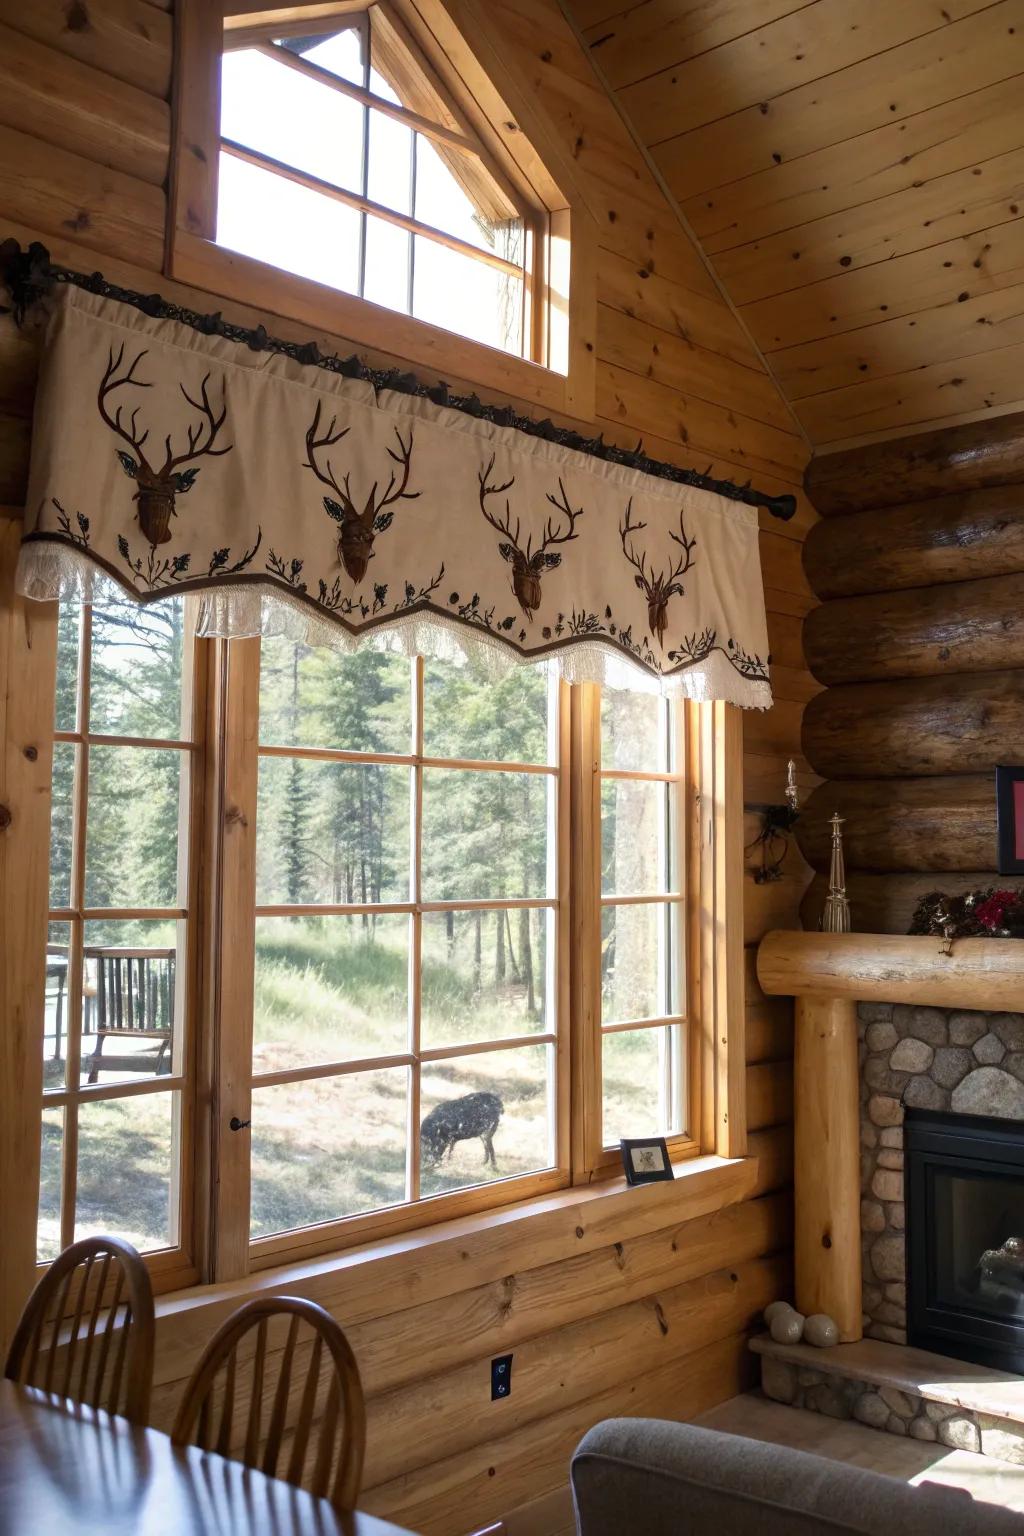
(17, 284, 774, 706)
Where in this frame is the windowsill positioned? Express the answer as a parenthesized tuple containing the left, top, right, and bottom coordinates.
(168, 234, 596, 420)
(154, 1152, 760, 1343)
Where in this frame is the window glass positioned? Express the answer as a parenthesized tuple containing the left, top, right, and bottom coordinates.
(599, 692, 686, 1147)
(214, 18, 533, 359)
(251, 1068, 409, 1238)
(36, 600, 195, 1265)
(221, 49, 364, 194)
(249, 643, 558, 1243)
(217, 153, 362, 296)
(253, 913, 409, 1072)
(413, 238, 523, 355)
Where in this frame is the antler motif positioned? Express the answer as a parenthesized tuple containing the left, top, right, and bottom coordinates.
(304, 400, 419, 582)
(478, 456, 583, 617)
(619, 499, 697, 646)
(97, 345, 232, 546)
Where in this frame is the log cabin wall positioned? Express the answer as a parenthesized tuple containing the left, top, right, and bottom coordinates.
(0, 2, 810, 1529)
(798, 413, 1024, 933)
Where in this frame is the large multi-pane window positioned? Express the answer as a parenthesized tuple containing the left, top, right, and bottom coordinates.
(40, 597, 199, 1289)
(35, 616, 711, 1285)
(217, 6, 540, 359)
(248, 642, 560, 1248)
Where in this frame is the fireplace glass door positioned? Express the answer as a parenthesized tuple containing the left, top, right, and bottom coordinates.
(906, 1109, 1024, 1372)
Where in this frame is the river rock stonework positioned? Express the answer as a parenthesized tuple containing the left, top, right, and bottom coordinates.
(859, 1004, 1024, 1343)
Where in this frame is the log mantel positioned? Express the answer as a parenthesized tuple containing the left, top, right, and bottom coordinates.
(758, 931, 1024, 1012)
(755, 930, 1024, 1345)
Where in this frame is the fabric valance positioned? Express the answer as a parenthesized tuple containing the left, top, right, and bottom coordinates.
(17, 284, 774, 707)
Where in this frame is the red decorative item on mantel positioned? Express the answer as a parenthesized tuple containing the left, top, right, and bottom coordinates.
(910, 887, 1024, 941)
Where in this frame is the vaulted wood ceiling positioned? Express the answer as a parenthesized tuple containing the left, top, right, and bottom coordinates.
(564, 0, 1024, 451)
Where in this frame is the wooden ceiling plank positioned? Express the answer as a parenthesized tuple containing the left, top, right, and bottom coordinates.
(714, 145, 1024, 307)
(597, 360, 809, 481)
(650, 0, 1023, 202)
(620, 0, 993, 148)
(793, 334, 1024, 441)
(772, 279, 1024, 400)
(744, 219, 1024, 352)
(583, 0, 816, 91)
(596, 300, 797, 430)
(597, 246, 779, 369)
(685, 72, 1024, 254)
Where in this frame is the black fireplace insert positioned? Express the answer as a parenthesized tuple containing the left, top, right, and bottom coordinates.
(906, 1108, 1024, 1373)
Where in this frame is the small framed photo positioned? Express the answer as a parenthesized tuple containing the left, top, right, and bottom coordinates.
(996, 767, 1024, 875)
(620, 1136, 673, 1185)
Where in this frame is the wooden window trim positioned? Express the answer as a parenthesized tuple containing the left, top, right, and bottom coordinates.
(167, 0, 597, 422)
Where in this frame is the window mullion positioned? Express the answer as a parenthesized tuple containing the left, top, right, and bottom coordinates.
(409, 657, 424, 1204)
(207, 636, 260, 1282)
(59, 604, 92, 1249)
(567, 682, 601, 1183)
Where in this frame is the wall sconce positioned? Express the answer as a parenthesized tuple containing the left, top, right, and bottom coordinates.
(745, 760, 800, 884)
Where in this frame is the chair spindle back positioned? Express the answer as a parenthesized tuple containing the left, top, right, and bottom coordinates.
(4, 1235, 154, 1423)
(171, 1295, 366, 1512)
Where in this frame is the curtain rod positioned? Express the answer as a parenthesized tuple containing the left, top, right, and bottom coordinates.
(0, 239, 797, 521)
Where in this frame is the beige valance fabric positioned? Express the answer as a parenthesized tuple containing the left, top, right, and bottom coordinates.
(18, 286, 773, 706)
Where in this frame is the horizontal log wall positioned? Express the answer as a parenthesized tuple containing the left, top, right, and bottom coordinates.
(799, 409, 1024, 935)
(0, 2, 809, 1529)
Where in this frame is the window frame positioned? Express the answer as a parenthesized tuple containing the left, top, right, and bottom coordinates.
(167, 0, 598, 420)
(15, 626, 744, 1302)
(39, 599, 212, 1295)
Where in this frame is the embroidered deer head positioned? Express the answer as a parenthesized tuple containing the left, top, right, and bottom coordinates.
(619, 500, 697, 646)
(304, 402, 419, 583)
(478, 457, 584, 617)
(98, 345, 232, 546)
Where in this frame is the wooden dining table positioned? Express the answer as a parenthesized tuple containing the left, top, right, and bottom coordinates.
(0, 1380, 417, 1535)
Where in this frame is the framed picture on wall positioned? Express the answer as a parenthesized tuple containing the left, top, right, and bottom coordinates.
(996, 767, 1024, 875)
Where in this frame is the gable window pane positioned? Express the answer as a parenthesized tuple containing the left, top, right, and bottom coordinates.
(292, 26, 365, 86)
(221, 50, 364, 194)
(364, 217, 412, 313)
(413, 238, 523, 355)
(367, 109, 413, 214)
(413, 135, 517, 258)
(217, 153, 361, 297)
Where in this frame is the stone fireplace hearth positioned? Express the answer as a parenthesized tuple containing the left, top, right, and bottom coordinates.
(860, 1003, 1024, 1346)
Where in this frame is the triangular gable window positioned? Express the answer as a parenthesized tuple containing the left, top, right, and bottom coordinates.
(217, 4, 541, 359)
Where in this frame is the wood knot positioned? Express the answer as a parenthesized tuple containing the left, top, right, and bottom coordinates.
(224, 805, 248, 828)
(0, 804, 11, 830)
(64, 0, 91, 32)
(653, 1301, 669, 1336)
(23, 745, 38, 761)
(822, 1231, 833, 1250)
(575, 1225, 584, 1239)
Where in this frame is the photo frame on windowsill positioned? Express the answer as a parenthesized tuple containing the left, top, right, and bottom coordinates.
(620, 1137, 674, 1186)
(997, 766, 1024, 875)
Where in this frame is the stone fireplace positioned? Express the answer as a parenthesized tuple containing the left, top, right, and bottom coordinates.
(859, 1002, 1024, 1349)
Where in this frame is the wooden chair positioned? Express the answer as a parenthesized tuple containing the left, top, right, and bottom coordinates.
(5, 1235, 155, 1423)
(171, 1296, 366, 1512)
(84, 945, 176, 1082)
